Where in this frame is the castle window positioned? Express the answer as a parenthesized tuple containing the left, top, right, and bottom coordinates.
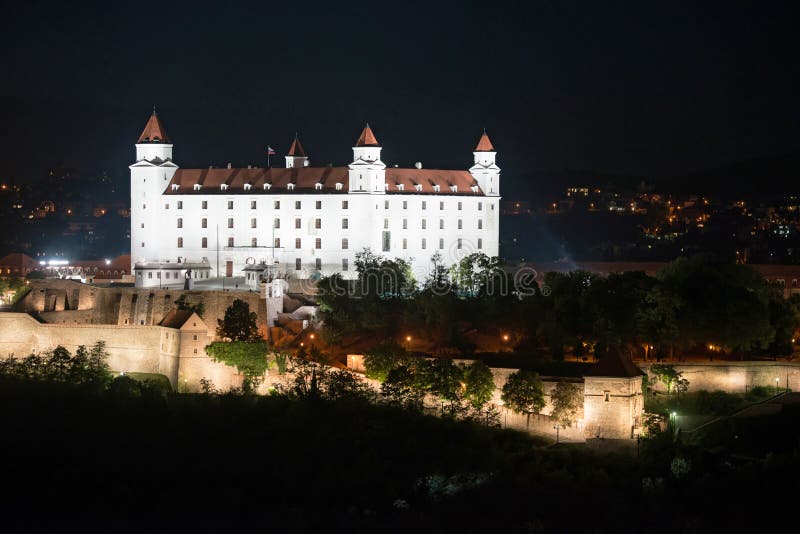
(202, 237, 208, 248)
(295, 201, 301, 209)
(141, 223, 144, 228)
(244, 183, 252, 191)
(315, 258, 322, 270)
(295, 238, 301, 249)
(251, 218, 257, 228)
(171, 184, 179, 191)
(202, 201, 208, 209)
(491, 203, 495, 210)
(251, 201, 257, 209)
(141, 242, 145, 248)
(178, 201, 183, 209)
(604, 391, 610, 402)
(382, 231, 391, 252)
(274, 218, 280, 229)
(403, 219, 407, 229)
(342, 218, 349, 229)
(458, 201, 462, 210)
(148, 272, 152, 279)
(342, 200, 348, 209)
(478, 238, 483, 249)
(342, 258, 349, 271)
(194, 184, 201, 191)
(439, 238, 444, 249)
(295, 218, 301, 229)
(177, 218, 183, 228)
(193, 348, 198, 354)
(415, 184, 422, 192)
(295, 258, 301, 270)
(315, 183, 323, 190)
(177, 237, 183, 248)
(451, 186, 458, 193)
(315, 218, 321, 229)
(274, 200, 280, 209)
(335, 183, 343, 191)
(421, 238, 427, 249)
(251, 237, 258, 247)
(422, 219, 427, 229)
(385, 200, 389, 209)
(458, 219, 462, 230)
(221, 184, 228, 191)
(228, 237, 234, 247)
(263, 183, 272, 190)
(165, 203, 169, 209)
(384, 219, 389, 229)
(316, 200, 322, 209)
(433, 185, 440, 193)
(457, 238, 462, 249)
(342, 238, 348, 249)
(402, 238, 407, 250)
(470, 185, 478, 193)
(193, 335, 197, 341)
(422, 201, 427, 210)
(439, 219, 444, 230)
(143, 204, 146, 210)
(275, 238, 281, 248)
(201, 218, 207, 228)
(478, 219, 483, 229)
(439, 201, 444, 210)
(228, 218, 234, 229)
(227, 200, 233, 209)
(478, 202, 483, 211)
(403, 200, 408, 210)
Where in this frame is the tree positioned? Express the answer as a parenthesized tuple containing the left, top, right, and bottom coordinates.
(501, 370, 545, 428)
(649, 364, 689, 394)
(462, 361, 496, 409)
(206, 340, 270, 391)
(216, 299, 260, 341)
(363, 341, 409, 382)
(550, 381, 582, 427)
(175, 294, 205, 317)
(380, 366, 424, 409)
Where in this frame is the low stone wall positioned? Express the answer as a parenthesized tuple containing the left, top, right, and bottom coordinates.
(639, 361, 800, 393)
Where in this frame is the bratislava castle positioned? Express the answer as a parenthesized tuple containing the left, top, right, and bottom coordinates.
(130, 111, 500, 288)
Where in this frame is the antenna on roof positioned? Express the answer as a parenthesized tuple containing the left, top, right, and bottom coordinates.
(153, 105, 157, 116)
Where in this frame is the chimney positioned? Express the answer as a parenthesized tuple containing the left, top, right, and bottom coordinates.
(227, 163, 232, 169)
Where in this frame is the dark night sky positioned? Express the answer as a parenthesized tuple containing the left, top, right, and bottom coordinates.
(1, 0, 798, 190)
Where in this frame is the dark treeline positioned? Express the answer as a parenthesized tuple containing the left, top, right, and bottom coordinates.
(318, 252, 799, 360)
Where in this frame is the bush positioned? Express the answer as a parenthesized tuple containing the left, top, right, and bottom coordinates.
(363, 341, 409, 382)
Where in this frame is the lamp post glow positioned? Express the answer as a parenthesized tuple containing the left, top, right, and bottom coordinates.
(775, 377, 780, 394)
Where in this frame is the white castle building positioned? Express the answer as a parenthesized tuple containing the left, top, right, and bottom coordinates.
(130, 111, 501, 288)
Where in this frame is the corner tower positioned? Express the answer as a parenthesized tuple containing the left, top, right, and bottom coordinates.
(130, 109, 179, 268)
(469, 130, 500, 196)
(348, 124, 386, 193)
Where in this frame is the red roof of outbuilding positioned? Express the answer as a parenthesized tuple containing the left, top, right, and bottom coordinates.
(138, 112, 171, 143)
(475, 131, 494, 152)
(355, 124, 379, 147)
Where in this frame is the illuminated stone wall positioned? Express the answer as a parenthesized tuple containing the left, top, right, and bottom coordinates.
(639, 362, 800, 394)
(583, 376, 644, 440)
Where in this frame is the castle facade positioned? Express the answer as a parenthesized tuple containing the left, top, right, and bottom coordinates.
(130, 112, 501, 287)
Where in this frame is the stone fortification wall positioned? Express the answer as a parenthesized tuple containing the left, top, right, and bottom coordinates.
(16, 281, 282, 335)
(639, 362, 800, 393)
(0, 312, 176, 383)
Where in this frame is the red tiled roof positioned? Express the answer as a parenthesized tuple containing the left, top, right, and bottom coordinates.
(159, 309, 195, 329)
(287, 137, 306, 157)
(138, 112, 171, 143)
(355, 124, 379, 147)
(584, 352, 644, 378)
(475, 131, 494, 152)
(165, 166, 483, 195)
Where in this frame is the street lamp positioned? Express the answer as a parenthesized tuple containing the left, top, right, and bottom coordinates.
(775, 377, 780, 394)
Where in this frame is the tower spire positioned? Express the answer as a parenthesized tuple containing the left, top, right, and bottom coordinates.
(355, 123, 379, 146)
(138, 109, 170, 143)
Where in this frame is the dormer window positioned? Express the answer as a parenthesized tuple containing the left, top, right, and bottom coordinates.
(171, 184, 180, 191)
(263, 183, 272, 190)
(383, 183, 389, 191)
(415, 184, 422, 192)
(470, 185, 479, 193)
(315, 183, 323, 190)
(335, 182, 343, 191)
(244, 183, 252, 191)
(193, 184, 201, 191)
(397, 183, 405, 191)
(220, 184, 229, 191)
(287, 183, 296, 191)
(450, 185, 458, 193)
(433, 184, 441, 193)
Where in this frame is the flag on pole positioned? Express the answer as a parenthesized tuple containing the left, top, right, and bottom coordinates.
(267, 146, 276, 155)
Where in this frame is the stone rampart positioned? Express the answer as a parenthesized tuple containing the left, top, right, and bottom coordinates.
(639, 361, 800, 393)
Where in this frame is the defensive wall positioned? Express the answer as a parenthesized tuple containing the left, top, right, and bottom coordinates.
(639, 361, 800, 393)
